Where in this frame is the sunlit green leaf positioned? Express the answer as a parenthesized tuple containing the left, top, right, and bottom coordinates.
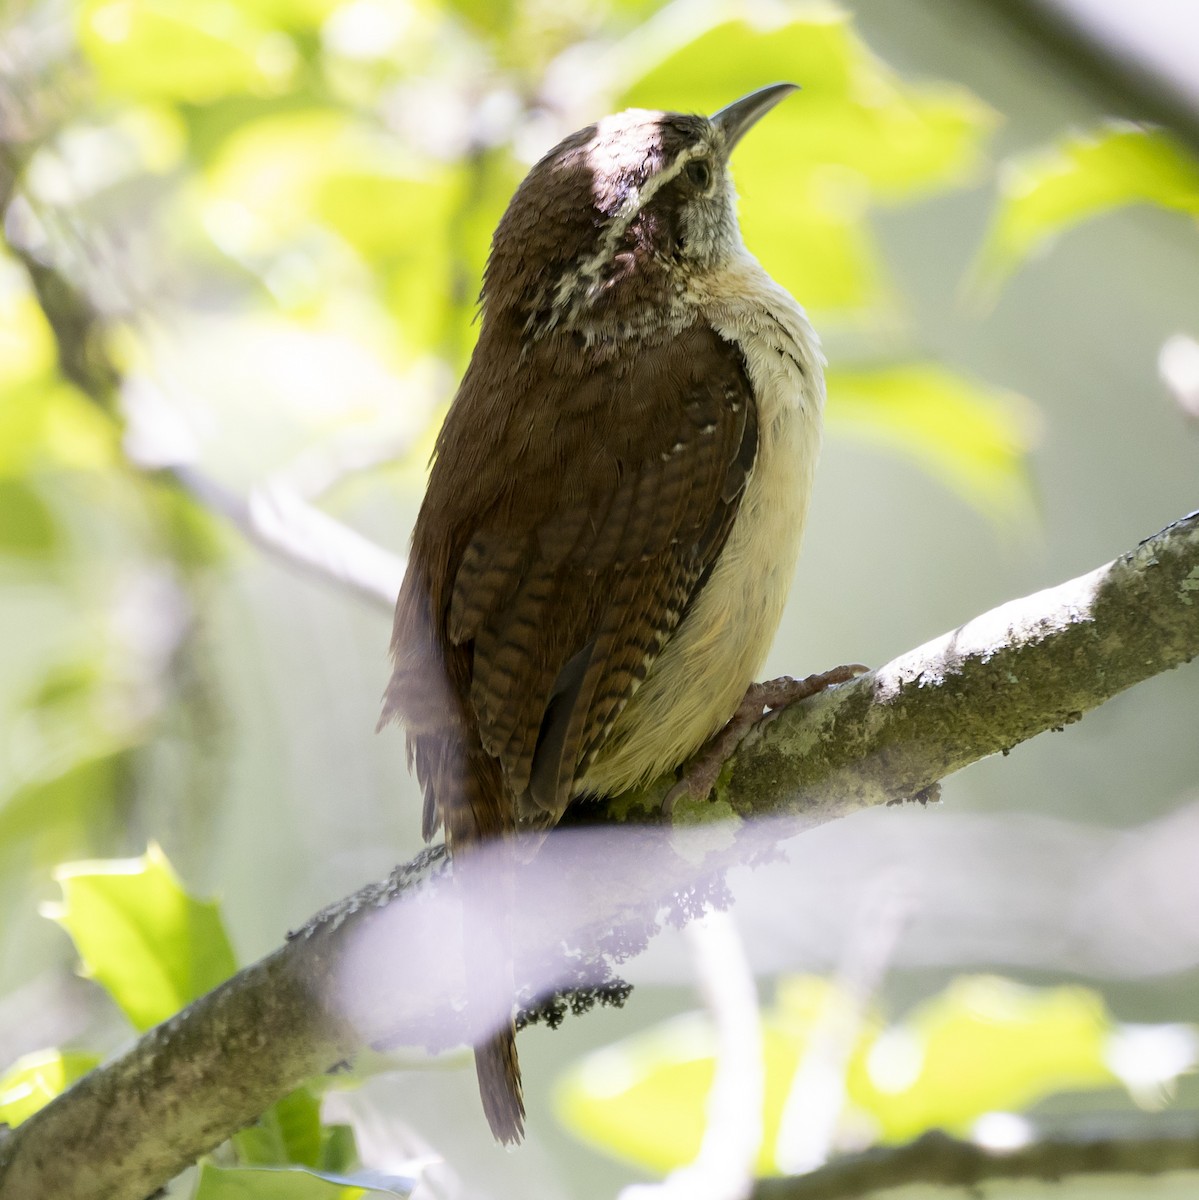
(78, 0, 299, 104)
(233, 0, 345, 30)
(443, 0, 518, 37)
(0, 266, 57, 391)
(0, 262, 118, 474)
(618, 8, 858, 111)
(894, 973, 1134, 1134)
(201, 110, 356, 249)
(853, 976, 1119, 1143)
(975, 123, 1199, 290)
(195, 1164, 363, 1199)
(201, 110, 506, 351)
(620, 8, 991, 201)
(556, 975, 1163, 1175)
(740, 165, 886, 317)
(47, 842, 237, 1031)
(556, 977, 877, 1175)
(235, 1087, 325, 1168)
(0, 387, 119, 477)
(194, 1163, 415, 1198)
(826, 363, 1039, 524)
(0, 1049, 101, 1127)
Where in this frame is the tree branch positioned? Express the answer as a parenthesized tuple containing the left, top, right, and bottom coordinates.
(750, 1123, 1199, 1199)
(0, 512, 1196, 1200)
(971, 0, 1199, 156)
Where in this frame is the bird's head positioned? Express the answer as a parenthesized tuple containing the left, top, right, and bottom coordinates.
(482, 84, 798, 339)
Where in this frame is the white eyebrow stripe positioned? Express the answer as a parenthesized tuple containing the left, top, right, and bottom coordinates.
(570, 141, 711, 294)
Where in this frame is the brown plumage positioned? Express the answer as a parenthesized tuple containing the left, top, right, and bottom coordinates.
(381, 85, 821, 1143)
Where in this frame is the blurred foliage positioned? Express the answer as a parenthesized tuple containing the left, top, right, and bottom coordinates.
(45, 842, 237, 1031)
(0, 1047, 100, 1127)
(976, 122, 1199, 293)
(555, 974, 1195, 1176)
(826, 363, 1040, 525)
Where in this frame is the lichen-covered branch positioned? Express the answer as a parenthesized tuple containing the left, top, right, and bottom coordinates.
(1, 513, 1196, 1200)
(717, 509, 1199, 824)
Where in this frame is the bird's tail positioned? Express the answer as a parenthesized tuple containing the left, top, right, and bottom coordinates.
(475, 1019, 525, 1144)
(445, 742, 527, 1144)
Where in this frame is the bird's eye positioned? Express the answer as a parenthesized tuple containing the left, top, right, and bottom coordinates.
(685, 158, 712, 191)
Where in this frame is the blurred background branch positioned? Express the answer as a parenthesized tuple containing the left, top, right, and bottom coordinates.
(751, 1121, 1199, 1199)
(979, 0, 1199, 153)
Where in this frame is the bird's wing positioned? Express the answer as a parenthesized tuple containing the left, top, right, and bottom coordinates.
(440, 320, 758, 831)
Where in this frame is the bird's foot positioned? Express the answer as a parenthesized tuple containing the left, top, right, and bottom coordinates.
(663, 664, 870, 813)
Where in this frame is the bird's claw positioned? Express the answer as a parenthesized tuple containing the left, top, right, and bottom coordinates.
(663, 663, 870, 814)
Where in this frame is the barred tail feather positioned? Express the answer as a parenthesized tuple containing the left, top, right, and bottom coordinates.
(475, 1022, 525, 1144)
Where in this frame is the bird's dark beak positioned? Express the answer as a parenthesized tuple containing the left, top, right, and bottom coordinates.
(711, 83, 799, 153)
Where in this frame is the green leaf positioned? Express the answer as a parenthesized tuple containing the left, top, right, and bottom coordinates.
(0, 265, 57, 392)
(234, 1087, 325, 1168)
(619, 9, 992, 201)
(231, 0, 344, 30)
(556, 976, 1161, 1175)
(201, 110, 505, 352)
(0, 753, 132, 875)
(975, 123, 1199, 291)
(0, 1049, 101, 1127)
(194, 1163, 415, 1199)
(826, 364, 1039, 525)
(0, 480, 59, 557)
(556, 977, 873, 1175)
(0, 384, 118, 476)
(0, 259, 120, 474)
(77, 0, 299, 104)
(318, 1124, 359, 1176)
(738, 166, 887, 318)
(851, 976, 1120, 1143)
(47, 842, 237, 1031)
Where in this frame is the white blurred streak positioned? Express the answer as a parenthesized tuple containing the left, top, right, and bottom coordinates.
(322, 1090, 459, 1200)
(245, 478, 405, 602)
(322, 0, 414, 62)
(265, 427, 423, 504)
(620, 911, 763, 1200)
(625, 802, 1199, 986)
(1160, 334, 1199, 423)
(1046, 0, 1199, 108)
(329, 803, 1199, 1057)
(775, 872, 915, 1173)
(972, 1111, 1035, 1151)
(1107, 1024, 1199, 1107)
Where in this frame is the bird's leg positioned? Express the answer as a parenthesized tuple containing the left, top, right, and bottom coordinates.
(664, 664, 870, 812)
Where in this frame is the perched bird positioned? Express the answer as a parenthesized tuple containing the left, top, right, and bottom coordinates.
(381, 84, 854, 1143)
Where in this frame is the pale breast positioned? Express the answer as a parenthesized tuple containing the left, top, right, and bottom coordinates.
(580, 255, 824, 797)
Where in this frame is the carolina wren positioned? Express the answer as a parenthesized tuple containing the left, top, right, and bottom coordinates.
(381, 84, 827, 1143)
